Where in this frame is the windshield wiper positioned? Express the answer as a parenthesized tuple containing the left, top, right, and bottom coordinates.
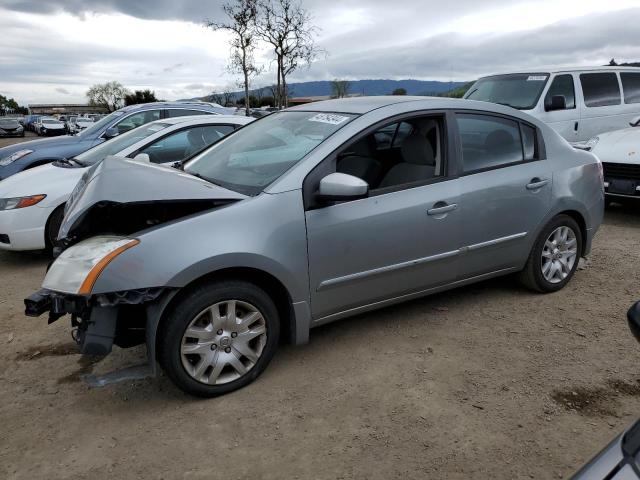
(56, 157, 83, 167)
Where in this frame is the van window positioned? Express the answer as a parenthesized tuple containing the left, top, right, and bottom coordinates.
(621, 73, 640, 104)
(457, 114, 527, 173)
(544, 74, 575, 110)
(580, 73, 621, 107)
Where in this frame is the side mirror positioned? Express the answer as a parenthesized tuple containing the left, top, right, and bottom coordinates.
(630, 116, 640, 127)
(133, 153, 151, 163)
(103, 126, 120, 139)
(317, 173, 369, 202)
(546, 95, 567, 112)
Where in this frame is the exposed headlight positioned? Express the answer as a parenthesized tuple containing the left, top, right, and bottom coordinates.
(0, 149, 33, 166)
(0, 194, 46, 211)
(16, 126, 23, 131)
(43, 236, 140, 295)
(585, 136, 600, 151)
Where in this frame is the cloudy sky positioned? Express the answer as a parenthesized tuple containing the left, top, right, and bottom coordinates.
(1, 0, 640, 105)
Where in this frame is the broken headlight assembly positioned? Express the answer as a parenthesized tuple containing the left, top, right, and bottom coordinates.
(42, 236, 139, 295)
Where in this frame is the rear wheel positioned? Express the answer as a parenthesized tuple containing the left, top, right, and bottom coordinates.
(518, 215, 582, 293)
(158, 280, 280, 397)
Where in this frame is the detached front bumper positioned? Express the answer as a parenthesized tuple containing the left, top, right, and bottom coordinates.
(25, 287, 167, 356)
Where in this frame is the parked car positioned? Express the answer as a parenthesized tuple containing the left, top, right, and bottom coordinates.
(24, 115, 41, 132)
(464, 66, 640, 144)
(0, 102, 233, 181)
(25, 96, 604, 397)
(570, 302, 640, 479)
(0, 115, 252, 252)
(0, 118, 25, 137)
(64, 115, 77, 134)
(583, 120, 640, 205)
(67, 116, 94, 134)
(35, 117, 66, 136)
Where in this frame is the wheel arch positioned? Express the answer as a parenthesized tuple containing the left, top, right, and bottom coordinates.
(152, 266, 302, 362)
(556, 209, 588, 256)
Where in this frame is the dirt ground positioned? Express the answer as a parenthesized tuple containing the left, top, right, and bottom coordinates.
(1, 133, 640, 479)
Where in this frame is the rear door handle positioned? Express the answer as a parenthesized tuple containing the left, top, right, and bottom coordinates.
(427, 202, 458, 217)
(526, 179, 549, 190)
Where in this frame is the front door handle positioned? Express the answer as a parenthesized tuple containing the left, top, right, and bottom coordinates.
(427, 202, 458, 217)
(526, 178, 549, 191)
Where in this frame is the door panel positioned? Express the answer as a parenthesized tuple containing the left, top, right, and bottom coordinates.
(457, 161, 552, 278)
(306, 180, 461, 320)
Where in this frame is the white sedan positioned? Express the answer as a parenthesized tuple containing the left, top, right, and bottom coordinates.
(588, 117, 640, 205)
(0, 115, 253, 251)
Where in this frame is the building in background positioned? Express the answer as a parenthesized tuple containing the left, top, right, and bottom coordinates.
(27, 104, 108, 115)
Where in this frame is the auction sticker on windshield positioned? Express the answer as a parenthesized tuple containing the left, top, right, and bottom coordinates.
(527, 76, 547, 81)
(308, 113, 350, 125)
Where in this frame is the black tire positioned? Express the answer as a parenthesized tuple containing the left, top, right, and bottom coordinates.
(44, 205, 65, 255)
(158, 280, 280, 397)
(518, 214, 583, 293)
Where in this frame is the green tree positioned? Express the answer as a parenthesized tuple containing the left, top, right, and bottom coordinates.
(86, 81, 129, 112)
(392, 88, 407, 96)
(124, 89, 158, 106)
(0, 94, 26, 115)
(331, 79, 351, 98)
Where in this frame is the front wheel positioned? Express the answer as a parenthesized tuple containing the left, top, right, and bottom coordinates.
(518, 215, 583, 293)
(158, 280, 280, 397)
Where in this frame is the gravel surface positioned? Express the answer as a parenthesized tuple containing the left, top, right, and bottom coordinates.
(1, 133, 639, 479)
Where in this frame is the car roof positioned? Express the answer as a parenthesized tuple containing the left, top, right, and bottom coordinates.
(286, 95, 520, 115)
(118, 101, 230, 113)
(154, 115, 254, 126)
(478, 65, 640, 78)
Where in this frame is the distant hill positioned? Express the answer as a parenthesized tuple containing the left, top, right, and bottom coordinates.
(188, 79, 467, 102)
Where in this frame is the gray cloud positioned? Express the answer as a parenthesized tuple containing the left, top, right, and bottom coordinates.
(55, 87, 71, 94)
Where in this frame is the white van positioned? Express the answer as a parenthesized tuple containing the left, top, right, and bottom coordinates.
(464, 66, 640, 144)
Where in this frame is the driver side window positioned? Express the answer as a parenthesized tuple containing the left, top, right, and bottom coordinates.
(544, 75, 576, 110)
(335, 115, 445, 192)
(115, 110, 161, 134)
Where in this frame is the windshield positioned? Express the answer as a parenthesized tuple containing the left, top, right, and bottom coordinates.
(75, 121, 171, 165)
(185, 111, 356, 195)
(77, 110, 124, 137)
(465, 73, 550, 110)
(0, 119, 18, 126)
(42, 119, 61, 124)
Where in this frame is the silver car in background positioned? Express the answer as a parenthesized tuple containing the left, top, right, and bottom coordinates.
(25, 96, 604, 397)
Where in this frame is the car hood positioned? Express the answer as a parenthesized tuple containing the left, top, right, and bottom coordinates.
(58, 155, 248, 242)
(593, 128, 640, 165)
(0, 162, 85, 201)
(0, 134, 87, 159)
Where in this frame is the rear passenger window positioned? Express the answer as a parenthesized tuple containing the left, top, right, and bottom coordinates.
(544, 74, 575, 110)
(580, 73, 621, 107)
(521, 124, 537, 161)
(621, 73, 640, 104)
(457, 114, 527, 173)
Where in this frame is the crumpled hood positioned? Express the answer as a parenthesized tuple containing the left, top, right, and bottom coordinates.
(593, 128, 640, 165)
(59, 155, 247, 240)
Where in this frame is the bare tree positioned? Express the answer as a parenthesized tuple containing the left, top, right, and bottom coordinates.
(206, 0, 260, 116)
(86, 81, 129, 112)
(257, 0, 320, 108)
(331, 79, 351, 99)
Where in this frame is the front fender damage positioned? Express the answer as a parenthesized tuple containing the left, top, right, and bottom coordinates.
(25, 287, 176, 386)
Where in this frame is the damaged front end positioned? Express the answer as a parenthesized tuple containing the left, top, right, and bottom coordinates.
(56, 155, 246, 251)
(24, 155, 249, 384)
(25, 287, 167, 356)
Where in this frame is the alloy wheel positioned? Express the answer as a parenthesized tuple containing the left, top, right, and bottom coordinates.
(541, 226, 578, 284)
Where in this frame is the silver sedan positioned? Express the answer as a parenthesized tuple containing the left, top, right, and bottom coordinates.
(26, 96, 604, 396)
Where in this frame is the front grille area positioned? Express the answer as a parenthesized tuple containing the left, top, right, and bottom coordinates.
(603, 162, 640, 181)
(0, 234, 9, 244)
